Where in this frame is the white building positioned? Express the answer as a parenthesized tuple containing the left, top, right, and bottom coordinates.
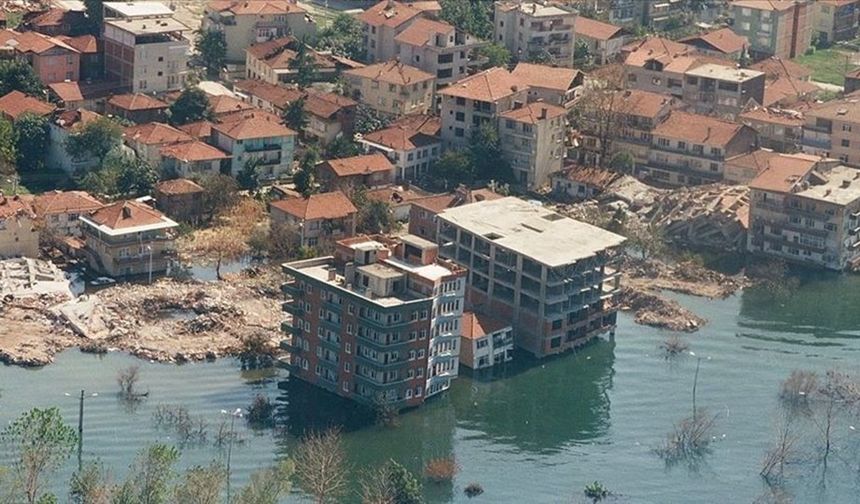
(493, 1, 577, 67)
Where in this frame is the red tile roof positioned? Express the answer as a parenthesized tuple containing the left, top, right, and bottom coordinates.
(748, 154, 823, 193)
(739, 105, 806, 127)
(357, 0, 422, 28)
(499, 102, 566, 124)
(86, 200, 171, 230)
(155, 178, 205, 195)
(511, 62, 582, 92)
(680, 28, 748, 55)
(26, 8, 69, 28)
(33, 190, 102, 216)
(461, 311, 511, 340)
(209, 94, 255, 116)
(233, 79, 304, 110)
(362, 115, 440, 151)
(212, 114, 296, 140)
(124, 122, 193, 145)
(439, 67, 525, 101)
(160, 140, 230, 162)
(614, 89, 676, 118)
(653, 110, 749, 146)
(108, 93, 168, 111)
(0, 194, 34, 219)
(270, 191, 357, 220)
(345, 60, 434, 86)
(394, 17, 454, 46)
(554, 165, 622, 191)
(245, 36, 295, 59)
(730, 0, 798, 12)
(49, 81, 84, 102)
(761, 76, 820, 107)
(574, 17, 622, 41)
(0, 90, 55, 120)
(0, 29, 77, 54)
(622, 36, 691, 67)
(208, 0, 305, 15)
(324, 153, 393, 177)
(57, 34, 97, 53)
(303, 90, 357, 119)
(178, 120, 215, 139)
(750, 57, 812, 81)
(55, 108, 101, 131)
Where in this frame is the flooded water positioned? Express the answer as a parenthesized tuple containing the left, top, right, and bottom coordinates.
(2, 273, 860, 503)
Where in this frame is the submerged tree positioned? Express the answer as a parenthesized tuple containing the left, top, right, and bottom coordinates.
(113, 444, 179, 504)
(293, 429, 349, 504)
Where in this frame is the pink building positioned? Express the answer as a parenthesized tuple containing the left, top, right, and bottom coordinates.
(0, 29, 79, 84)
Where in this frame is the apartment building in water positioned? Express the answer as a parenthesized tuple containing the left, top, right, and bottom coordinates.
(281, 234, 467, 408)
(436, 197, 625, 358)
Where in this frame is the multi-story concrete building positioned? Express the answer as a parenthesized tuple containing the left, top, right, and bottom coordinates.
(622, 36, 727, 99)
(203, 0, 315, 64)
(80, 199, 178, 277)
(608, 0, 641, 25)
(644, 0, 687, 29)
(640, 110, 759, 186)
(813, 0, 859, 44)
(395, 17, 483, 86)
(408, 187, 503, 242)
(244, 37, 345, 85)
(211, 113, 297, 180)
(510, 62, 584, 109)
(123, 122, 194, 165)
(359, 115, 441, 182)
(153, 178, 205, 224)
(729, 0, 813, 59)
(48, 109, 105, 175)
(344, 61, 435, 118)
(459, 311, 513, 370)
(270, 191, 357, 248)
(106, 93, 169, 124)
(280, 233, 467, 407)
(682, 63, 765, 118)
(159, 140, 230, 178)
(103, 2, 189, 93)
(0, 29, 80, 84)
(724, 149, 826, 184)
(436, 197, 625, 358)
(493, 1, 577, 67)
(318, 153, 394, 192)
(748, 161, 860, 270)
(573, 16, 625, 65)
(498, 102, 566, 189)
(437, 67, 529, 150)
(33, 190, 103, 238)
(739, 104, 806, 153)
(800, 97, 860, 167)
(0, 194, 38, 259)
(358, 0, 424, 63)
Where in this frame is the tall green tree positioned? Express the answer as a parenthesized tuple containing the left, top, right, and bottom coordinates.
(324, 135, 360, 159)
(114, 153, 158, 198)
(169, 87, 212, 126)
(65, 116, 123, 163)
(469, 123, 513, 183)
(0, 117, 16, 173)
(439, 0, 493, 39)
(354, 104, 390, 135)
(360, 460, 423, 504)
(113, 444, 179, 504)
(315, 14, 365, 61)
(290, 43, 319, 89)
(282, 97, 308, 133)
(294, 146, 319, 197)
(70, 461, 112, 504)
(83, 0, 103, 35)
(195, 29, 227, 78)
(475, 43, 511, 69)
(237, 158, 262, 192)
(432, 150, 473, 189)
(0, 59, 44, 96)
(0, 407, 77, 504)
(353, 187, 395, 234)
(14, 113, 49, 172)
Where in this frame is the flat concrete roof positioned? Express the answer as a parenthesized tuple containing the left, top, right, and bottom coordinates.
(438, 197, 626, 268)
(685, 63, 764, 83)
(358, 263, 404, 280)
(800, 165, 860, 206)
(400, 233, 436, 250)
(104, 1, 174, 18)
(106, 17, 189, 35)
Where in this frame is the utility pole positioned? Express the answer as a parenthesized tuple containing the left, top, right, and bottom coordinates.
(147, 244, 153, 284)
(221, 408, 243, 504)
(77, 389, 84, 472)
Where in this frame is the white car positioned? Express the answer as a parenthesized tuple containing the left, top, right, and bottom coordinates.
(90, 277, 116, 286)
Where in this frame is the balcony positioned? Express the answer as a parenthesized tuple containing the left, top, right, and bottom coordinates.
(282, 301, 303, 315)
(280, 321, 302, 335)
(800, 136, 831, 149)
(280, 338, 302, 353)
(244, 143, 282, 153)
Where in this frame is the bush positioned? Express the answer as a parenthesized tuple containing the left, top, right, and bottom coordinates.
(584, 481, 609, 502)
(779, 370, 818, 405)
(246, 395, 275, 428)
(660, 335, 689, 357)
(655, 410, 718, 465)
(463, 482, 484, 498)
(423, 457, 459, 483)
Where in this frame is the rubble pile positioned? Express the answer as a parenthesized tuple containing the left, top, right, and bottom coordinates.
(617, 288, 705, 333)
(623, 257, 747, 299)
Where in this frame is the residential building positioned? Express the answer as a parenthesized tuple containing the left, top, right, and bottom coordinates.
(244, 37, 340, 85)
(280, 233, 467, 407)
(106, 93, 169, 124)
(622, 36, 728, 98)
(344, 61, 435, 118)
(359, 114, 441, 182)
(643, 0, 686, 29)
(123, 122, 194, 165)
(395, 17, 483, 86)
(232, 79, 304, 113)
(640, 110, 759, 186)
(550, 165, 622, 201)
(303, 90, 358, 146)
(459, 311, 513, 370)
(800, 97, 860, 167)
(813, 0, 859, 44)
(750, 56, 812, 81)
(269, 191, 357, 248)
(48, 109, 106, 175)
(48, 80, 123, 114)
(0, 29, 80, 84)
(57, 34, 100, 80)
(32, 190, 103, 238)
(203, 0, 316, 64)
(365, 184, 435, 222)
(22, 7, 86, 36)
(847, 68, 860, 94)
(724, 149, 827, 184)
(80, 199, 178, 277)
(318, 153, 394, 192)
(408, 186, 503, 242)
(207, 93, 255, 118)
(103, 2, 190, 93)
(0, 90, 55, 121)
(510, 62, 584, 109)
(211, 113, 297, 180)
(493, 1, 577, 67)
(438, 67, 529, 150)
(681, 63, 765, 118)
(573, 16, 625, 65)
(498, 102, 566, 189)
(739, 104, 806, 152)
(729, 0, 813, 59)
(680, 27, 749, 58)
(159, 140, 230, 178)
(358, 0, 424, 63)
(153, 178, 205, 224)
(608, 0, 641, 25)
(747, 161, 860, 270)
(436, 197, 625, 358)
(0, 194, 38, 258)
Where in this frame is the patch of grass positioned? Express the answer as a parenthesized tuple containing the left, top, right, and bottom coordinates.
(794, 48, 859, 86)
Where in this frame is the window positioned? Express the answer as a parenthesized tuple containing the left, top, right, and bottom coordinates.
(405, 389, 413, 399)
(455, 111, 465, 122)
(455, 127, 464, 137)
(710, 163, 719, 172)
(842, 139, 851, 148)
(476, 338, 489, 349)
(418, 349, 426, 358)
(416, 386, 423, 397)
(409, 350, 416, 360)
(677, 141, 686, 150)
(843, 124, 852, 132)
(345, 342, 352, 353)
(342, 381, 349, 392)
(658, 138, 670, 147)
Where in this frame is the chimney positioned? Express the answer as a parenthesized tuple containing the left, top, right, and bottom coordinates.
(539, 107, 547, 120)
(327, 268, 337, 282)
(121, 206, 132, 219)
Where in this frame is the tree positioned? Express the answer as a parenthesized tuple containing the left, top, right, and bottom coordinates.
(290, 43, 319, 89)
(113, 444, 179, 504)
(70, 461, 113, 504)
(14, 113, 49, 172)
(469, 123, 512, 183)
(0, 117, 16, 173)
(83, 0, 103, 34)
(0, 408, 77, 504)
(325, 135, 360, 159)
(524, 47, 554, 64)
(432, 150, 473, 189)
(172, 464, 226, 504)
(361, 460, 423, 504)
(293, 429, 349, 504)
(354, 104, 390, 135)
(113, 153, 158, 198)
(574, 65, 629, 168)
(294, 147, 320, 197)
(195, 29, 226, 78)
(0, 59, 44, 96)
(574, 40, 591, 67)
(353, 187, 395, 234)
(282, 97, 308, 133)
(237, 158, 262, 192)
(169, 87, 212, 126)
(439, 0, 493, 39)
(233, 460, 295, 504)
(315, 14, 364, 61)
(475, 44, 511, 69)
(65, 116, 123, 163)
(183, 225, 250, 280)
(198, 174, 239, 219)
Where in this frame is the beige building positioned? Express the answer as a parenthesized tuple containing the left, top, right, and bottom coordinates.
(0, 194, 39, 258)
(510, 62, 584, 109)
(438, 67, 530, 150)
(459, 311, 514, 370)
(681, 63, 765, 118)
(244, 37, 345, 85)
(748, 162, 860, 270)
(498, 102, 567, 189)
(359, 114, 441, 182)
(269, 191, 357, 248)
(493, 1, 577, 67)
(395, 17, 483, 86)
(724, 149, 830, 185)
(729, 0, 813, 59)
(622, 37, 712, 98)
(641, 110, 759, 186)
(80, 200, 179, 277)
(203, 0, 316, 63)
(574, 16, 625, 65)
(801, 97, 860, 167)
(357, 0, 424, 63)
(812, 0, 858, 44)
(739, 105, 806, 153)
(123, 122, 194, 165)
(159, 140, 230, 178)
(344, 61, 435, 118)
(33, 190, 104, 238)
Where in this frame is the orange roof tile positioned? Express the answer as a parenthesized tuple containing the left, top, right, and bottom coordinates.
(208, 94, 255, 116)
(57, 34, 97, 53)
(622, 36, 691, 67)
(362, 116, 440, 151)
(85, 200, 171, 230)
(749, 155, 823, 193)
(55, 108, 101, 131)
(412, 187, 502, 213)
(48, 81, 84, 102)
(680, 28, 748, 54)
(461, 311, 511, 340)
(124, 122, 193, 145)
(0, 90, 55, 120)
(33, 190, 102, 216)
(0, 194, 34, 219)
(233, 79, 304, 110)
(365, 185, 432, 205)
(160, 140, 230, 162)
(761, 76, 820, 107)
(324, 153, 393, 177)
(212, 114, 296, 140)
(26, 8, 69, 28)
(574, 17, 622, 41)
(554, 165, 621, 190)
(439, 67, 525, 101)
(730, 0, 798, 12)
(394, 17, 454, 47)
(303, 90, 357, 119)
(358, 0, 422, 28)
(750, 57, 812, 81)
(0, 29, 77, 54)
(653, 110, 748, 146)
(740, 105, 806, 127)
(270, 191, 357, 220)
(178, 120, 215, 139)
(511, 62, 582, 92)
(155, 178, 205, 195)
(345, 60, 434, 86)
(108, 93, 168, 111)
(499, 102, 566, 124)
(245, 36, 295, 59)
(615, 89, 676, 118)
(208, 0, 305, 15)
